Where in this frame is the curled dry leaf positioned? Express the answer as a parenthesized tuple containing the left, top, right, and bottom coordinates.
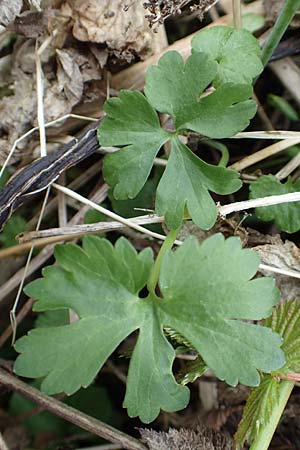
(56, 49, 84, 106)
(255, 238, 300, 302)
(0, 0, 22, 26)
(60, 0, 154, 60)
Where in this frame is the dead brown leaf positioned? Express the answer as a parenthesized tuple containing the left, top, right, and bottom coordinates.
(60, 0, 154, 60)
(56, 48, 84, 106)
(9, 11, 44, 38)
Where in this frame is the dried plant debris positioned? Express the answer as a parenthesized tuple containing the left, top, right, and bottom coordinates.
(263, 0, 300, 26)
(0, 0, 23, 26)
(8, 11, 45, 38)
(0, 0, 164, 167)
(60, 0, 155, 60)
(143, 0, 218, 28)
(0, 35, 104, 165)
(140, 425, 233, 450)
(255, 238, 300, 303)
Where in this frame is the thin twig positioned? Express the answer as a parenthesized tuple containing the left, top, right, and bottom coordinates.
(10, 187, 50, 345)
(57, 173, 67, 227)
(259, 264, 300, 280)
(8, 35, 51, 343)
(0, 299, 34, 349)
(79, 445, 121, 450)
(0, 213, 164, 258)
(234, 131, 300, 139)
(35, 40, 47, 157)
(219, 191, 300, 216)
(18, 214, 164, 243)
(52, 183, 175, 244)
(0, 369, 146, 450)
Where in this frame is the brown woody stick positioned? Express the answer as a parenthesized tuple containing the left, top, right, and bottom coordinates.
(0, 368, 146, 450)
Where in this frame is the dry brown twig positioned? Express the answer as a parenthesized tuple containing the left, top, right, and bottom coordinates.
(0, 368, 146, 450)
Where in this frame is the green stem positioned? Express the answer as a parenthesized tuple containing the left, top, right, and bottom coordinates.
(147, 227, 181, 295)
(202, 139, 229, 167)
(261, 0, 300, 68)
(249, 380, 294, 450)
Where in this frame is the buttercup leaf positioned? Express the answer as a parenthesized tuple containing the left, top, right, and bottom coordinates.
(144, 51, 218, 128)
(99, 90, 169, 199)
(155, 138, 241, 229)
(145, 51, 256, 136)
(14, 236, 188, 423)
(159, 234, 284, 386)
(15, 234, 284, 422)
(99, 48, 256, 229)
(192, 26, 263, 86)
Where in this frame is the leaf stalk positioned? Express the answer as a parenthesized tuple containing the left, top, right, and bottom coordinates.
(147, 227, 181, 295)
(249, 380, 294, 450)
(261, 0, 300, 68)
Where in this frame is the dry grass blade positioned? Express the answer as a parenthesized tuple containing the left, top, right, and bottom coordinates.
(276, 151, 300, 180)
(230, 138, 300, 171)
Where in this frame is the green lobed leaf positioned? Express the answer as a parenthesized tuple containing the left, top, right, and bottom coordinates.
(241, 13, 265, 33)
(99, 49, 256, 229)
(144, 51, 257, 137)
(99, 90, 169, 199)
(192, 25, 263, 86)
(124, 299, 189, 423)
(14, 234, 284, 422)
(14, 236, 188, 423)
(159, 234, 284, 386)
(249, 175, 300, 233)
(35, 310, 70, 328)
(155, 137, 241, 229)
(144, 51, 218, 129)
(109, 176, 158, 218)
(234, 375, 281, 449)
